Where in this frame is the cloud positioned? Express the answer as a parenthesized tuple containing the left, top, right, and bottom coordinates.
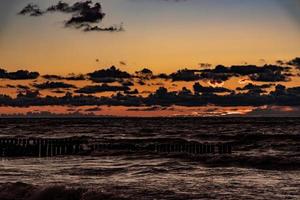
(88, 66, 132, 83)
(135, 68, 153, 80)
(127, 105, 168, 112)
(5, 84, 31, 90)
(249, 71, 291, 82)
(287, 57, 300, 69)
(42, 74, 85, 81)
(85, 106, 102, 112)
(18, 1, 123, 32)
(199, 64, 292, 82)
(75, 84, 130, 94)
(1, 59, 300, 108)
(121, 80, 134, 87)
(236, 83, 274, 91)
(63, 1, 105, 25)
(169, 69, 201, 82)
(18, 4, 44, 16)
(2, 84, 300, 107)
(0, 68, 39, 80)
(193, 83, 232, 94)
(81, 24, 123, 32)
(33, 81, 76, 90)
(124, 89, 139, 95)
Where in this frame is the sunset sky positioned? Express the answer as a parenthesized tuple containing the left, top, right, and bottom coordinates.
(0, 0, 300, 117)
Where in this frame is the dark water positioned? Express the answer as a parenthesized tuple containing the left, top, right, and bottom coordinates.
(0, 117, 299, 199)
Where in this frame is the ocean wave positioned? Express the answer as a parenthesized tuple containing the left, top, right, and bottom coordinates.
(0, 182, 201, 200)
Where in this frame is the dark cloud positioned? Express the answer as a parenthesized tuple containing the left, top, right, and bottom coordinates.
(82, 24, 123, 32)
(18, 1, 123, 32)
(64, 74, 86, 81)
(52, 90, 67, 94)
(18, 4, 44, 16)
(193, 83, 231, 94)
(135, 68, 153, 80)
(124, 89, 139, 95)
(127, 106, 168, 112)
(4, 84, 15, 89)
(287, 87, 300, 95)
(1, 60, 300, 108)
(2, 84, 300, 107)
(85, 106, 102, 112)
(64, 1, 105, 25)
(88, 66, 131, 83)
(165, 64, 292, 83)
(0, 68, 39, 80)
(75, 84, 130, 94)
(90, 77, 118, 83)
(42, 74, 64, 80)
(249, 71, 291, 82)
(287, 57, 300, 69)
(2, 84, 30, 90)
(199, 64, 292, 83)
(169, 69, 201, 82)
(153, 73, 170, 80)
(16, 90, 40, 99)
(121, 80, 134, 87)
(42, 74, 85, 81)
(237, 83, 274, 91)
(33, 81, 76, 90)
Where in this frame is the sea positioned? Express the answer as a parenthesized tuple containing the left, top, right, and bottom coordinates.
(0, 117, 299, 200)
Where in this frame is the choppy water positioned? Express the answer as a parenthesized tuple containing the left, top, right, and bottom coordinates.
(0, 117, 299, 199)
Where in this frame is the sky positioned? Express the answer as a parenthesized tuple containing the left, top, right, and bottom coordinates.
(0, 0, 300, 117)
(0, 0, 300, 74)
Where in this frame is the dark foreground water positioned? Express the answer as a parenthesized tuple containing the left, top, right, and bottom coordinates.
(0, 117, 299, 199)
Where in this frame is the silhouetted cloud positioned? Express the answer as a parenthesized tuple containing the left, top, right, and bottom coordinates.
(287, 57, 300, 69)
(85, 106, 102, 112)
(75, 84, 130, 94)
(193, 83, 232, 94)
(88, 66, 131, 83)
(42, 74, 63, 80)
(135, 68, 153, 80)
(169, 69, 201, 82)
(200, 64, 291, 82)
(1, 58, 300, 108)
(18, 4, 44, 16)
(0, 68, 39, 80)
(121, 80, 134, 87)
(124, 89, 139, 95)
(1, 84, 300, 107)
(2, 84, 31, 91)
(18, 1, 123, 32)
(81, 24, 123, 32)
(43, 74, 85, 81)
(33, 81, 76, 90)
(127, 106, 168, 112)
(249, 71, 291, 82)
(237, 83, 274, 91)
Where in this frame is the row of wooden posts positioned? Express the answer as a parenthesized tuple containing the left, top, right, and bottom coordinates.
(0, 138, 82, 157)
(0, 137, 232, 157)
(91, 142, 232, 154)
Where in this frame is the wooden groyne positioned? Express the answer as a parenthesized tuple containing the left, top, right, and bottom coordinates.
(0, 137, 232, 157)
(0, 137, 84, 157)
(90, 141, 232, 154)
